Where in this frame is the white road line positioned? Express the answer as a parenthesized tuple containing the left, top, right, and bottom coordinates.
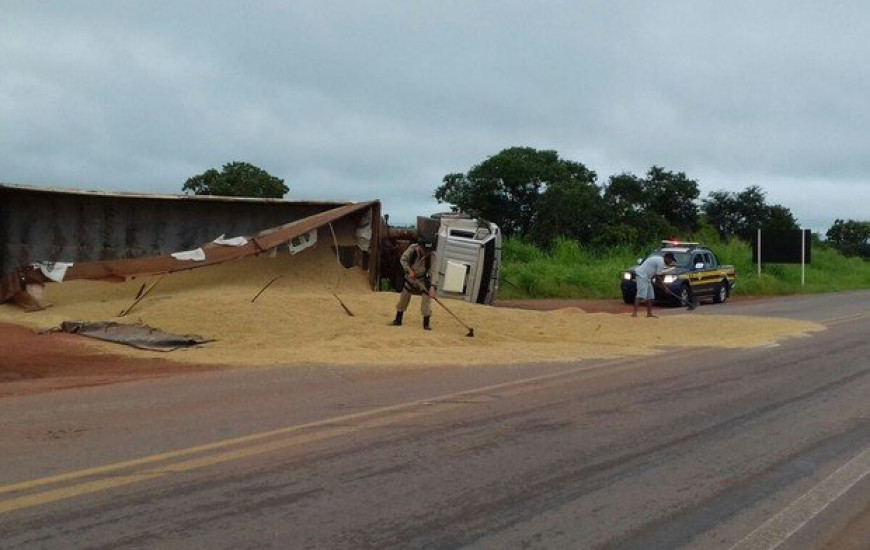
(729, 447, 870, 550)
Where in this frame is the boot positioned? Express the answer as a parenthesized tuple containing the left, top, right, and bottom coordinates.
(423, 316, 431, 331)
(390, 311, 403, 326)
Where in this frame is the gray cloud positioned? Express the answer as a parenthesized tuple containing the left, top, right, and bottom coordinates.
(2, 1, 867, 231)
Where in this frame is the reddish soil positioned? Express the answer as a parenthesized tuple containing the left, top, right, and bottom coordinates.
(0, 322, 218, 398)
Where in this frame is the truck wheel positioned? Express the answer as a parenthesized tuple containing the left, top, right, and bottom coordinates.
(622, 289, 635, 304)
(713, 280, 729, 304)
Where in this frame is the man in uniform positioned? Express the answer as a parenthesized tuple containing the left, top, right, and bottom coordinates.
(390, 238, 437, 330)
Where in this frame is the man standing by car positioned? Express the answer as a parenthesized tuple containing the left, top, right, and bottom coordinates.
(633, 252, 676, 318)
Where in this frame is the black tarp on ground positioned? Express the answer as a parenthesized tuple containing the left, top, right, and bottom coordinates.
(59, 321, 210, 352)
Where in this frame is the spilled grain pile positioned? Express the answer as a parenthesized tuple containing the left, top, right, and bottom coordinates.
(0, 246, 824, 367)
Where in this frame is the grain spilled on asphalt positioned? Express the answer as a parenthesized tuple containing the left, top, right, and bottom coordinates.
(0, 248, 824, 367)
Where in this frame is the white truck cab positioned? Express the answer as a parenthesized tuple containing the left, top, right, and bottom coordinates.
(418, 214, 502, 305)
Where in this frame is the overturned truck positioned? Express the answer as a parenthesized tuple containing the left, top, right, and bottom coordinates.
(419, 213, 501, 305)
(0, 183, 501, 309)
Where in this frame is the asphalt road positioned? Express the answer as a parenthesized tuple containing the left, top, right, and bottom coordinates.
(1, 291, 868, 549)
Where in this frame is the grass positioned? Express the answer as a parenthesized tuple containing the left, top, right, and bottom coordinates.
(499, 235, 870, 300)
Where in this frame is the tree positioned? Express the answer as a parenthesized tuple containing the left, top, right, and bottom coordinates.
(600, 169, 695, 249)
(701, 185, 798, 241)
(765, 204, 799, 231)
(531, 179, 607, 247)
(700, 190, 742, 238)
(603, 172, 646, 220)
(434, 147, 598, 238)
(734, 186, 769, 238)
(182, 161, 288, 198)
(642, 166, 700, 233)
(826, 219, 870, 257)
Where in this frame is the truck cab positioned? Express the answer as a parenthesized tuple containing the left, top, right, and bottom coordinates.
(384, 214, 502, 305)
(430, 215, 501, 305)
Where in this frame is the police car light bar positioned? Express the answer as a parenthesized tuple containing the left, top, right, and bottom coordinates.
(661, 240, 700, 247)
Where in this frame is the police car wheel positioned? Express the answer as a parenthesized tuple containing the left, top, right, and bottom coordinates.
(679, 285, 692, 306)
(713, 280, 729, 304)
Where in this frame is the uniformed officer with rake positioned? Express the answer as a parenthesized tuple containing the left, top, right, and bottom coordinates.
(390, 238, 437, 330)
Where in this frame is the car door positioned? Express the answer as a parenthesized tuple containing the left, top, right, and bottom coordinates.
(687, 252, 706, 295)
(693, 251, 717, 297)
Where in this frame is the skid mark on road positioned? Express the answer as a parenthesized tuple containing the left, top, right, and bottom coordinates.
(822, 312, 869, 327)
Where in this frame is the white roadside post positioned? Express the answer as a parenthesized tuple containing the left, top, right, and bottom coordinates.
(801, 229, 806, 287)
(757, 229, 762, 278)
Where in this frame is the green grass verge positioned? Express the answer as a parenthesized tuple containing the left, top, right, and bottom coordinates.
(499, 236, 870, 300)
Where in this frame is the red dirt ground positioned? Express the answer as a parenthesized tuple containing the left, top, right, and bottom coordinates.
(0, 322, 218, 398)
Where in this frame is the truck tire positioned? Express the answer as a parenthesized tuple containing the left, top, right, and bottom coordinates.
(622, 289, 635, 304)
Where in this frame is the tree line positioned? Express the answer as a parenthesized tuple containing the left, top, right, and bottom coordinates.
(179, 155, 868, 258)
(434, 147, 869, 258)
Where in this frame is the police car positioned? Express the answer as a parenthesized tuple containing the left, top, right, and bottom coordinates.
(620, 241, 737, 306)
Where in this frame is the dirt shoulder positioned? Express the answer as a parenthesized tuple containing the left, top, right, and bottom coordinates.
(0, 322, 218, 398)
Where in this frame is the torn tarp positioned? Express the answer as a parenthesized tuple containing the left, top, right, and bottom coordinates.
(33, 261, 75, 282)
(213, 234, 249, 247)
(170, 248, 207, 261)
(59, 321, 210, 352)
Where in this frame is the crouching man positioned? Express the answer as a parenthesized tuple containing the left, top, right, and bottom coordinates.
(390, 238, 437, 330)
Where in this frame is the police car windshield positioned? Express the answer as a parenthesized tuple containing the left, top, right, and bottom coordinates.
(650, 251, 692, 268)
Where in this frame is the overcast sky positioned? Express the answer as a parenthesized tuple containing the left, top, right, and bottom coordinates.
(2, 1, 868, 233)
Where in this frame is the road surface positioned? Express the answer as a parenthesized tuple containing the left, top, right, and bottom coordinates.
(1, 291, 868, 549)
